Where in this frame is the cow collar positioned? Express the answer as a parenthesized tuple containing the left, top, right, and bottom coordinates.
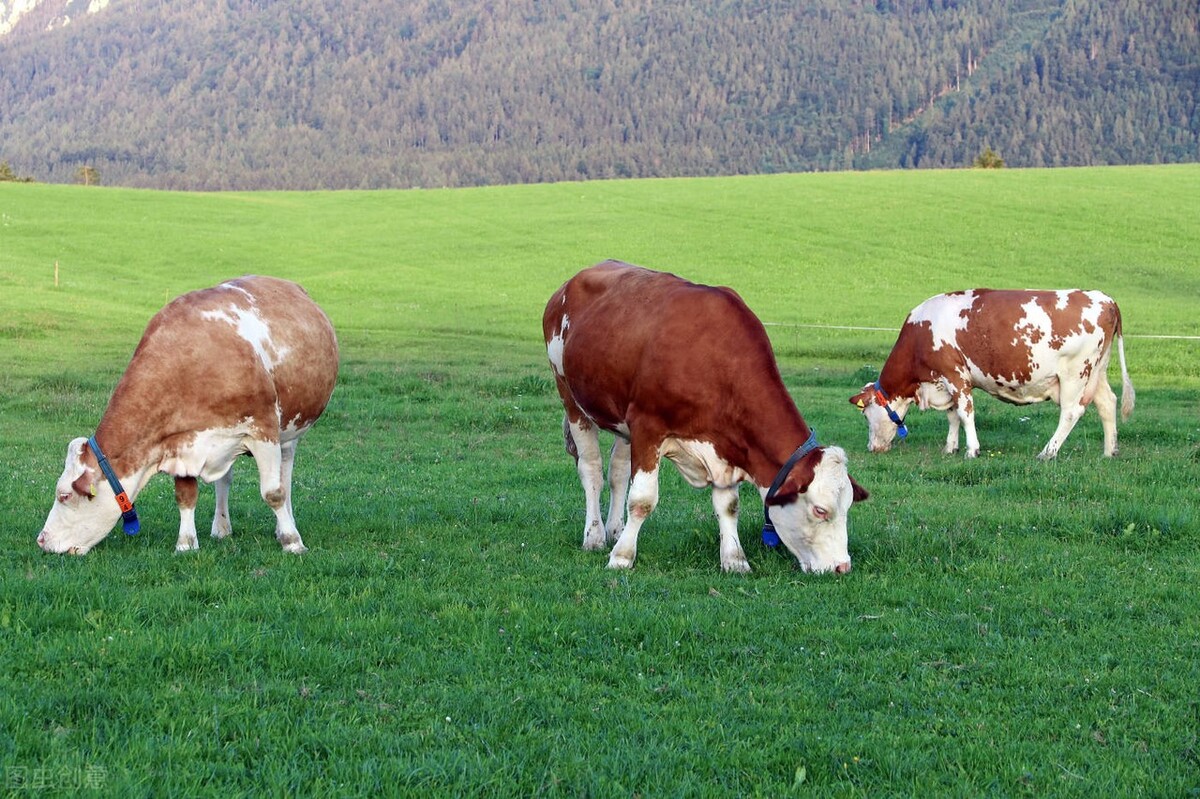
(761, 429, 820, 548)
(872, 380, 908, 439)
(87, 436, 140, 535)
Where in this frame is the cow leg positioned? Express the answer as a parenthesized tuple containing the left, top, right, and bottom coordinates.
(604, 437, 631, 545)
(277, 439, 300, 539)
(1038, 397, 1088, 461)
(565, 416, 608, 551)
(1093, 380, 1119, 457)
(246, 438, 306, 554)
(174, 476, 200, 552)
(712, 485, 749, 573)
(943, 409, 961, 454)
(609, 464, 660, 570)
(956, 391, 981, 458)
(211, 467, 234, 539)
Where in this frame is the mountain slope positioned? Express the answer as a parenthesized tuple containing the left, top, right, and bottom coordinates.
(0, 0, 1195, 189)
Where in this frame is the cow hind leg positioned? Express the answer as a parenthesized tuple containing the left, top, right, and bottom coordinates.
(712, 485, 749, 573)
(211, 466, 234, 539)
(605, 437, 631, 545)
(1093, 380, 1119, 457)
(175, 476, 200, 552)
(609, 464, 660, 570)
(565, 416, 608, 551)
(247, 438, 306, 554)
(1038, 399, 1087, 461)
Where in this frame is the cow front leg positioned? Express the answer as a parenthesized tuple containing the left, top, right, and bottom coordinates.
(211, 466, 234, 539)
(246, 438, 306, 554)
(712, 485, 749, 573)
(175, 476, 200, 552)
(565, 416, 607, 551)
(943, 409, 961, 454)
(956, 392, 981, 458)
(609, 465, 660, 569)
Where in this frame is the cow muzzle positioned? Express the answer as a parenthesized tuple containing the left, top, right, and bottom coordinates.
(37, 530, 86, 555)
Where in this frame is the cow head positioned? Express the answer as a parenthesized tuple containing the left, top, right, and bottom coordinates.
(37, 438, 122, 555)
(766, 446, 868, 574)
(850, 383, 910, 453)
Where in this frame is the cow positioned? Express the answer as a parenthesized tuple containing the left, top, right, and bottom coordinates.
(38, 275, 339, 555)
(850, 288, 1134, 460)
(543, 260, 869, 574)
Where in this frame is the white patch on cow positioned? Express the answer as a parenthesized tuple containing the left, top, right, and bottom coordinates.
(546, 313, 568, 377)
(763, 446, 855, 574)
(659, 438, 747, 489)
(202, 305, 290, 372)
(908, 290, 975, 350)
(158, 421, 260, 483)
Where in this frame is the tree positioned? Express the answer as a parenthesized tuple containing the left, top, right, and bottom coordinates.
(974, 146, 1005, 168)
(0, 160, 33, 182)
(75, 165, 101, 185)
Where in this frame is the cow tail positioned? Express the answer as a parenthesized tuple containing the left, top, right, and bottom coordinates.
(1116, 313, 1135, 422)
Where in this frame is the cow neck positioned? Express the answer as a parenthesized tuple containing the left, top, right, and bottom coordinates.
(92, 380, 163, 501)
(746, 404, 815, 491)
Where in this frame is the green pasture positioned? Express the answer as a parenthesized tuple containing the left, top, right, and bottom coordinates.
(1, 165, 1198, 797)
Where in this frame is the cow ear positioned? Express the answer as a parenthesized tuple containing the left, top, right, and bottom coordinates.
(849, 475, 870, 503)
(71, 472, 97, 500)
(768, 488, 799, 507)
(850, 386, 872, 409)
(61, 437, 94, 499)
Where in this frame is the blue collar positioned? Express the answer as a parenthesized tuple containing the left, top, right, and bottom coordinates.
(88, 436, 140, 535)
(872, 381, 908, 439)
(761, 429, 820, 548)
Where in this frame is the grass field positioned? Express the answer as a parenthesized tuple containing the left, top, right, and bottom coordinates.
(2, 165, 1199, 797)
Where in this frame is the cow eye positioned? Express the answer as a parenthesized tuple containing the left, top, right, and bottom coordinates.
(57, 492, 72, 504)
(811, 505, 829, 521)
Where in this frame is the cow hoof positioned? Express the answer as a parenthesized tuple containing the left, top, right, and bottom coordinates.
(721, 557, 752, 574)
(1036, 450, 1057, 461)
(965, 449, 979, 459)
(278, 533, 307, 554)
(582, 536, 608, 552)
(607, 552, 635, 569)
(175, 539, 199, 553)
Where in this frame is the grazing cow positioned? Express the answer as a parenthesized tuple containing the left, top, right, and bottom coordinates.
(850, 289, 1134, 459)
(543, 260, 868, 574)
(38, 276, 339, 555)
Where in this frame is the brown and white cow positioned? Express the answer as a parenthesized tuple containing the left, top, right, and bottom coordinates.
(850, 289, 1134, 460)
(543, 260, 868, 574)
(38, 276, 338, 555)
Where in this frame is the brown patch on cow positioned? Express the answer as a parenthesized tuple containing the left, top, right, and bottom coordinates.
(879, 320, 965, 399)
(174, 476, 198, 509)
(92, 276, 338, 481)
(956, 291, 1039, 384)
(1035, 291, 1097, 350)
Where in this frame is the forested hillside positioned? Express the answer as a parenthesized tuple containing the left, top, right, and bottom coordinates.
(0, 0, 1196, 190)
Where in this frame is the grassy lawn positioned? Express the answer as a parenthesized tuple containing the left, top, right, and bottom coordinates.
(1, 165, 1198, 796)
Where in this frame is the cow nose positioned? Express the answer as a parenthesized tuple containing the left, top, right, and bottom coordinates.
(37, 531, 48, 551)
(834, 561, 852, 575)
